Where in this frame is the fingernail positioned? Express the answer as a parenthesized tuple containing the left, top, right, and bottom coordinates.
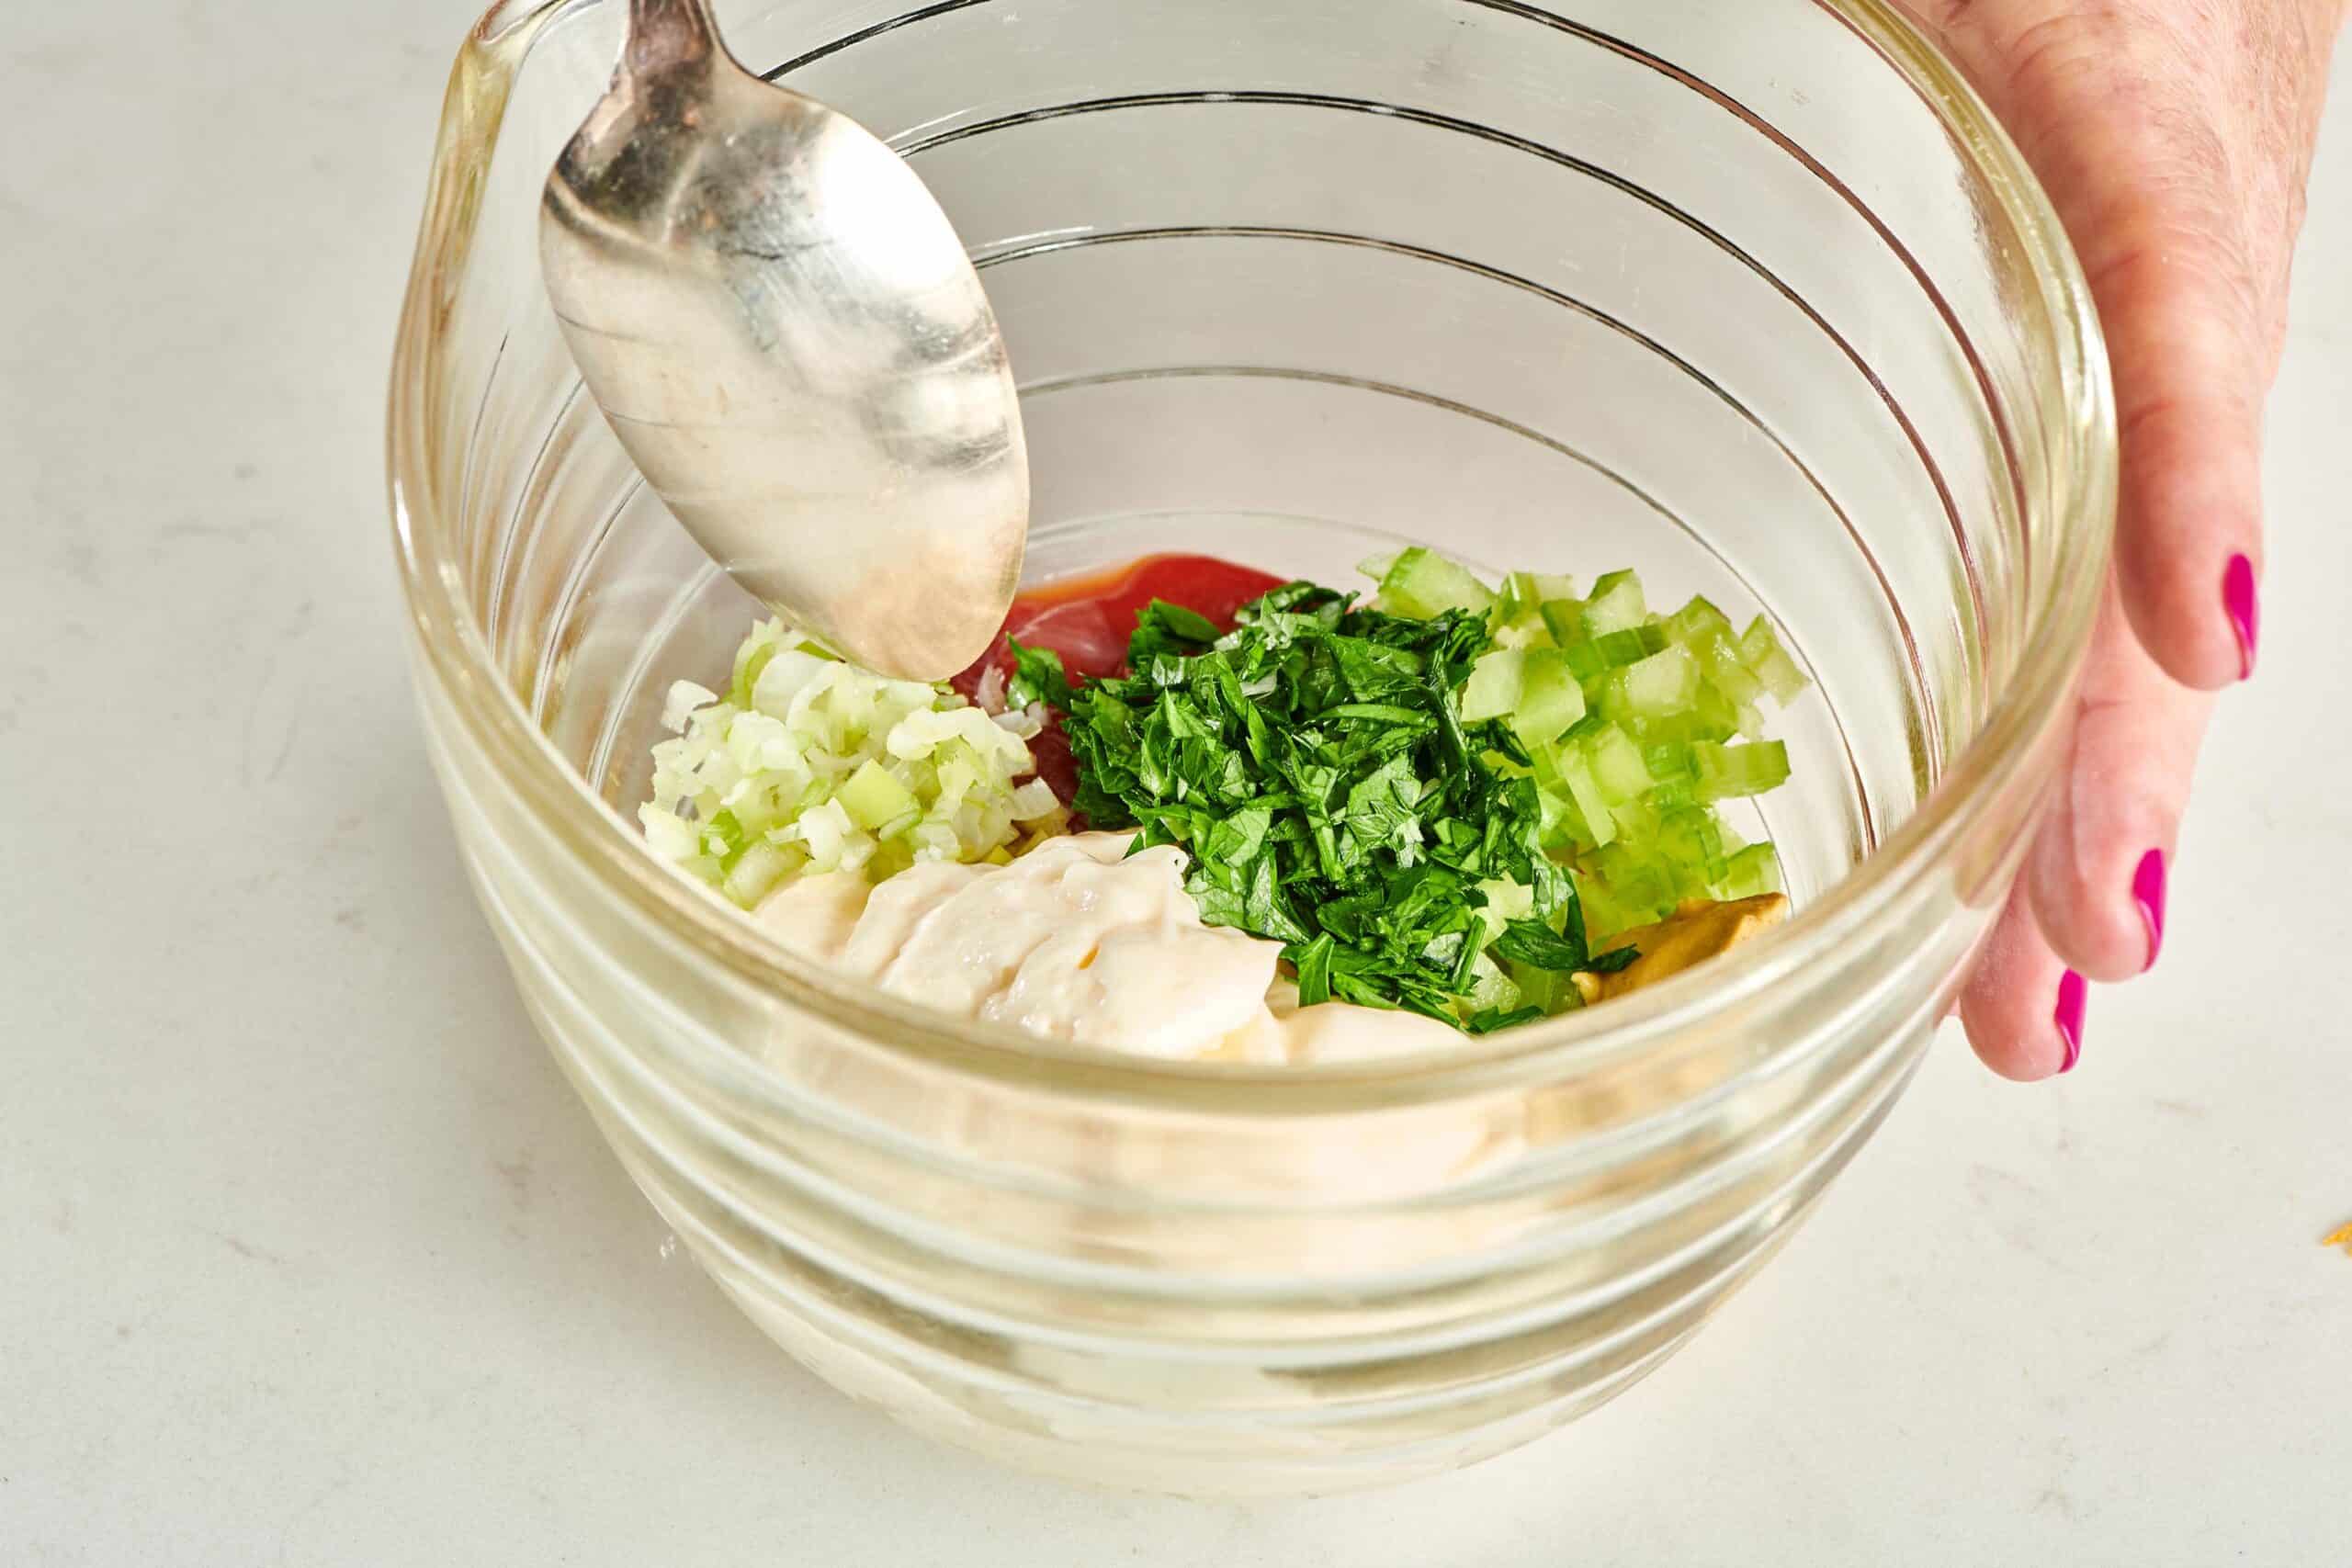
(2054, 970, 2086, 1075)
(2132, 848, 2167, 972)
(2223, 554, 2258, 680)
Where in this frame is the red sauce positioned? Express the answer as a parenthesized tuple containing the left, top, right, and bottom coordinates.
(950, 553, 1288, 807)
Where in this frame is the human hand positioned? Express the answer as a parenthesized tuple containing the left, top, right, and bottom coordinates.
(1896, 0, 2346, 1077)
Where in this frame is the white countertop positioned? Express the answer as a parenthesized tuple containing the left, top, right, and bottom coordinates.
(5, 5, 2347, 1562)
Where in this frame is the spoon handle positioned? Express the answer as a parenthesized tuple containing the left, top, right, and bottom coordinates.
(625, 0, 723, 76)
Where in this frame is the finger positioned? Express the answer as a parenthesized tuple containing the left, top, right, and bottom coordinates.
(1960, 883, 2081, 1081)
(2024, 583, 2216, 979)
(1894, 1, 2273, 689)
(2092, 233, 2267, 689)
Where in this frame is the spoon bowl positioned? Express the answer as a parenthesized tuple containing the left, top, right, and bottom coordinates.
(539, 0, 1026, 679)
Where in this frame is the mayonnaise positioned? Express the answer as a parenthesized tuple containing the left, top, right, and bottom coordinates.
(754, 832, 1464, 1065)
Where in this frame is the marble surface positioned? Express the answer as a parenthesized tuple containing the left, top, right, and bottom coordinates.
(4, 4, 2347, 1562)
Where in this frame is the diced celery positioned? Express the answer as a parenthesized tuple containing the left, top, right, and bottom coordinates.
(1643, 741, 1696, 786)
(1505, 958, 1567, 1015)
(1694, 684, 1746, 740)
(1692, 625, 1766, 706)
(1575, 874, 1640, 945)
(1599, 625, 1669, 667)
(1510, 649, 1586, 746)
(722, 840, 795, 907)
(1582, 724, 1653, 803)
(1551, 791, 1607, 854)
(1739, 615, 1810, 704)
(1476, 877, 1537, 944)
(1533, 783, 1579, 850)
(1376, 547, 1497, 618)
(1714, 842, 1784, 899)
(1528, 749, 1585, 849)
(838, 759, 920, 831)
(1656, 806, 1729, 887)
(1560, 623, 1668, 682)
(1663, 595, 1734, 648)
(1557, 750, 1617, 850)
(1607, 643, 1702, 720)
(1609, 793, 1662, 845)
(1557, 711, 1608, 748)
(1646, 778, 1699, 813)
(1538, 598, 1585, 648)
(1555, 636, 1604, 684)
(1605, 796, 1652, 849)
(1530, 572, 1579, 604)
(1495, 570, 1548, 629)
(1621, 682, 1740, 746)
(1528, 738, 1566, 793)
(1691, 739, 1792, 801)
(1585, 841, 1674, 924)
(1582, 570, 1647, 635)
(1460, 648, 1526, 722)
(1464, 954, 1521, 1015)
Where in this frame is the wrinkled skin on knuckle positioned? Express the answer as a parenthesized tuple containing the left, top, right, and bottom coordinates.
(1902, 0, 2339, 361)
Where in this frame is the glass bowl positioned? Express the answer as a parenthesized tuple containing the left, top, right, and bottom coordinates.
(388, 0, 2113, 1495)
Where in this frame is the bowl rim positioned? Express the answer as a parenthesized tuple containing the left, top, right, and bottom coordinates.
(387, 0, 2115, 1114)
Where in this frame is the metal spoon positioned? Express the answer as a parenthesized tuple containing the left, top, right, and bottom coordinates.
(539, 0, 1026, 681)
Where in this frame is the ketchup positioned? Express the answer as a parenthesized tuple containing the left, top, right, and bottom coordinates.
(950, 553, 1288, 807)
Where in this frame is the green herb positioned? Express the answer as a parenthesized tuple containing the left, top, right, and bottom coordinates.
(1004, 637, 1073, 710)
(1057, 582, 1591, 1023)
(1493, 917, 1590, 973)
(1129, 598, 1222, 665)
(1465, 1003, 1549, 1034)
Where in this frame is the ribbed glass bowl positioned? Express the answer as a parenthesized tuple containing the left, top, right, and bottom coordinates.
(389, 0, 2113, 1495)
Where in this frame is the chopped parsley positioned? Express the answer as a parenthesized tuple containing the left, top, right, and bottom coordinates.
(1004, 637, 1073, 710)
(1055, 582, 1596, 1025)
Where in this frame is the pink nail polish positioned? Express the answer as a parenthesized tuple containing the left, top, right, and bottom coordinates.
(2054, 970, 2086, 1075)
(2223, 555, 2258, 680)
(2132, 848, 2166, 972)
